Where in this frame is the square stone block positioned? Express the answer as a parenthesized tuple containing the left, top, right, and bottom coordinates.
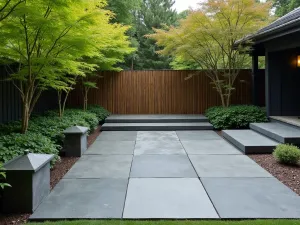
(64, 155, 132, 178)
(201, 177, 300, 218)
(30, 179, 128, 219)
(137, 131, 178, 141)
(130, 155, 197, 178)
(176, 131, 221, 141)
(123, 178, 219, 219)
(85, 141, 135, 155)
(181, 140, 241, 155)
(96, 131, 137, 141)
(134, 140, 185, 155)
(189, 155, 272, 178)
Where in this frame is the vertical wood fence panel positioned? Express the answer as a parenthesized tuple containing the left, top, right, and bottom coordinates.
(68, 70, 253, 114)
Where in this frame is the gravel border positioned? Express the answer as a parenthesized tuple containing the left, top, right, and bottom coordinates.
(0, 126, 102, 225)
(249, 154, 300, 195)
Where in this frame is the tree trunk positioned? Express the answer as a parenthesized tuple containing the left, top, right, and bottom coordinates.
(21, 101, 30, 133)
(83, 89, 88, 111)
(58, 91, 62, 117)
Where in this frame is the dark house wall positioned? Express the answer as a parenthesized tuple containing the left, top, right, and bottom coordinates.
(0, 66, 58, 124)
(265, 47, 300, 116)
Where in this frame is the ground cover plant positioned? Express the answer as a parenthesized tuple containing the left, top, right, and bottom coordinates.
(0, 106, 110, 165)
(273, 144, 300, 165)
(205, 105, 268, 130)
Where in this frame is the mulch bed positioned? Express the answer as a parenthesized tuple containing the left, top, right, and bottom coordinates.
(0, 126, 102, 225)
(249, 154, 300, 195)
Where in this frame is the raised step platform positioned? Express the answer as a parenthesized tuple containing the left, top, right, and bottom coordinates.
(250, 122, 300, 145)
(222, 130, 279, 154)
(105, 114, 209, 123)
(101, 122, 214, 131)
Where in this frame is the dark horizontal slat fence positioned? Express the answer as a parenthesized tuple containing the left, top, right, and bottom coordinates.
(68, 70, 253, 114)
(0, 66, 58, 124)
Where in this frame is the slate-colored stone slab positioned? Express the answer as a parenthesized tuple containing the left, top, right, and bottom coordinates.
(137, 131, 179, 141)
(181, 139, 241, 155)
(134, 140, 186, 155)
(250, 122, 300, 144)
(190, 155, 272, 177)
(101, 122, 214, 131)
(64, 155, 132, 178)
(201, 177, 300, 218)
(176, 131, 221, 140)
(85, 141, 135, 155)
(123, 178, 219, 219)
(30, 179, 128, 220)
(130, 155, 197, 178)
(105, 114, 209, 123)
(96, 131, 137, 141)
(222, 130, 279, 154)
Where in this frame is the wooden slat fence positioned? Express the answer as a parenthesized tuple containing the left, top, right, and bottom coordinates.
(68, 70, 253, 114)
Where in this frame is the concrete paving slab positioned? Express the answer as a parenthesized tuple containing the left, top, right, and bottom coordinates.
(105, 114, 209, 123)
(181, 139, 241, 155)
(250, 122, 300, 144)
(64, 155, 132, 178)
(176, 131, 221, 140)
(222, 130, 278, 154)
(137, 131, 179, 141)
(123, 178, 219, 219)
(130, 155, 197, 178)
(201, 177, 300, 218)
(134, 140, 186, 155)
(101, 122, 214, 131)
(30, 179, 128, 220)
(190, 155, 272, 178)
(96, 131, 137, 141)
(85, 141, 135, 155)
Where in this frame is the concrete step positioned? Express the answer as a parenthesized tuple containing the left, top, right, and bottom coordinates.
(250, 122, 300, 145)
(101, 122, 214, 131)
(222, 130, 279, 154)
(105, 114, 209, 123)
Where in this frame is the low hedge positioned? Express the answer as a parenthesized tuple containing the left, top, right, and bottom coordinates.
(0, 105, 110, 166)
(205, 105, 268, 130)
(0, 132, 60, 165)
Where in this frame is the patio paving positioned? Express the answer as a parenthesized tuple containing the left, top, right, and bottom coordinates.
(31, 129, 300, 220)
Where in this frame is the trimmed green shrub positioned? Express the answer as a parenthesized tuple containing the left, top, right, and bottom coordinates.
(0, 163, 11, 189)
(0, 132, 60, 165)
(87, 105, 111, 123)
(205, 105, 268, 130)
(273, 144, 300, 165)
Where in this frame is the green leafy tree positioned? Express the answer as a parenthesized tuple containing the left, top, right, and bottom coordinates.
(127, 0, 178, 70)
(0, 163, 11, 189)
(149, 0, 272, 107)
(273, 0, 300, 16)
(0, 0, 131, 133)
(0, 0, 24, 22)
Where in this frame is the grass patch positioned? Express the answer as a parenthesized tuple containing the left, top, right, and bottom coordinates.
(28, 220, 300, 225)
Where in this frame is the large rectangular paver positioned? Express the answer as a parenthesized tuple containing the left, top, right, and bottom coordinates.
(64, 155, 132, 178)
(137, 131, 178, 141)
(130, 155, 197, 178)
(201, 177, 300, 218)
(123, 178, 219, 219)
(181, 139, 241, 155)
(190, 155, 272, 177)
(30, 179, 128, 220)
(176, 131, 221, 140)
(85, 141, 135, 155)
(134, 140, 186, 155)
(96, 131, 137, 141)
